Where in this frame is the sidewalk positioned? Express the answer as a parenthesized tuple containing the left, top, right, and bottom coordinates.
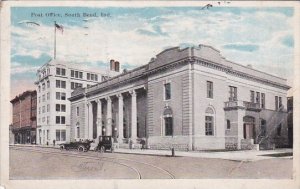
(114, 148, 293, 162)
(10, 144, 293, 162)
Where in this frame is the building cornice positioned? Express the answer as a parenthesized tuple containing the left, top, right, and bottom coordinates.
(70, 47, 290, 101)
(193, 58, 290, 90)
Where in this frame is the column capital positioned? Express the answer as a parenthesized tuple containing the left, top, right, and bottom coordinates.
(130, 90, 136, 97)
(97, 98, 102, 103)
(117, 93, 123, 99)
(106, 96, 112, 102)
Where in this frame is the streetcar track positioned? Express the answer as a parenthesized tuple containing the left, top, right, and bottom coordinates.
(11, 147, 142, 179)
(10, 146, 175, 179)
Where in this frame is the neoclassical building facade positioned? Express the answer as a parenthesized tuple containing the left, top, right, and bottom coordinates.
(69, 45, 290, 150)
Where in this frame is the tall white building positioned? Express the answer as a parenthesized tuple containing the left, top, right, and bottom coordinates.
(35, 59, 120, 145)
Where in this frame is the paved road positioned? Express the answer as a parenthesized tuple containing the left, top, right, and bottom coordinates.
(10, 146, 293, 179)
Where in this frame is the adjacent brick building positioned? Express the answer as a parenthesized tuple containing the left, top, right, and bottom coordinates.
(69, 44, 290, 151)
(10, 90, 37, 144)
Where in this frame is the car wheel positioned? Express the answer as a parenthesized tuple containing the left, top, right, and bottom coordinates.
(100, 146, 105, 153)
(78, 145, 85, 152)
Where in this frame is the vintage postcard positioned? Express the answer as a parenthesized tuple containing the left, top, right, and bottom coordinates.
(0, 1, 299, 189)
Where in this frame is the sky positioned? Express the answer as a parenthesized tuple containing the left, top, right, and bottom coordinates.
(11, 6, 294, 98)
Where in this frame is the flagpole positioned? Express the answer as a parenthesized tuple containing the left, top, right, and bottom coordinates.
(54, 21, 56, 59)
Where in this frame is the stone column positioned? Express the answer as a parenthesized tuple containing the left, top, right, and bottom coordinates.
(85, 102, 89, 139)
(118, 94, 124, 142)
(96, 99, 102, 138)
(131, 90, 137, 141)
(88, 101, 93, 139)
(106, 97, 112, 136)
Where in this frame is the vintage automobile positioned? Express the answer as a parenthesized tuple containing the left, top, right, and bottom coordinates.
(59, 140, 93, 152)
(94, 136, 114, 153)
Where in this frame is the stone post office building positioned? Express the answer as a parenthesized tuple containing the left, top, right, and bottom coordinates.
(69, 44, 290, 150)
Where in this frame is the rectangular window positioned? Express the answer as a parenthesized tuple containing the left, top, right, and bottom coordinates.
(77, 127, 80, 138)
(42, 83, 45, 91)
(47, 130, 49, 140)
(229, 86, 237, 101)
(71, 82, 74, 89)
(164, 83, 171, 100)
(226, 120, 231, 130)
(207, 81, 213, 98)
(95, 74, 98, 81)
(75, 71, 79, 78)
(61, 81, 66, 89)
(42, 117, 45, 122)
(47, 116, 50, 124)
(56, 68, 60, 75)
(47, 81, 50, 88)
(56, 116, 60, 124)
(61, 93, 66, 100)
(61, 130, 66, 141)
(250, 91, 255, 103)
(261, 93, 265, 109)
(91, 74, 95, 80)
(61, 116, 65, 124)
(42, 95, 45, 102)
(79, 72, 83, 79)
(87, 73, 90, 80)
(164, 117, 173, 136)
(76, 107, 79, 116)
(275, 96, 279, 110)
(47, 104, 50, 112)
(56, 80, 60, 88)
(56, 104, 60, 112)
(42, 106, 45, 113)
(279, 97, 282, 109)
(56, 92, 60, 100)
(56, 68, 65, 76)
(56, 130, 60, 141)
(61, 68, 66, 76)
(39, 107, 41, 114)
(205, 116, 214, 136)
(47, 92, 50, 100)
(61, 104, 66, 112)
(256, 92, 260, 104)
(71, 70, 74, 77)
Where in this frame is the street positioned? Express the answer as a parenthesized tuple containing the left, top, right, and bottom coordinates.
(10, 146, 293, 179)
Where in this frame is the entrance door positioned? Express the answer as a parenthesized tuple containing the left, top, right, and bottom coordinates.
(243, 123, 255, 139)
(243, 116, 256, 139)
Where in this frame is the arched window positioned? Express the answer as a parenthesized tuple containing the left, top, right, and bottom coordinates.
(205, 107, 215, 136)
(163, 106, 173, 136)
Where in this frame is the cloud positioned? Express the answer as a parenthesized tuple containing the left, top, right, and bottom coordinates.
(10, 7, 294, 91)
(222, 44, 259, 52)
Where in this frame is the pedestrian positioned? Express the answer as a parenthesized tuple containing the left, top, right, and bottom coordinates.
(53, 140, 56, 146)
(141, 139, 145, 150)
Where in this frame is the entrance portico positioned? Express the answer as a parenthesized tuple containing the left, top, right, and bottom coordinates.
(84, 86, 146, 145)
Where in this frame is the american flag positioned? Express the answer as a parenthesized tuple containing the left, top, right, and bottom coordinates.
(55, 23, 64, 34)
